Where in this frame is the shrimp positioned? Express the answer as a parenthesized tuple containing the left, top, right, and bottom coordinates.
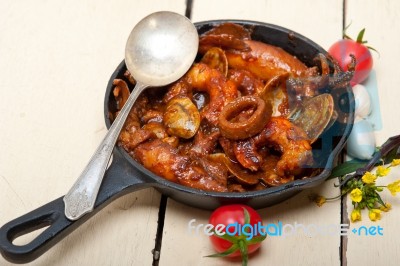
(134, 139, 228, 192)
(185, 63, 239, 125)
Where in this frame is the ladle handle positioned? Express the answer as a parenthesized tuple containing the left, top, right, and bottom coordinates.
(0, 151, 152, 264)
(63, 81, 148, 220)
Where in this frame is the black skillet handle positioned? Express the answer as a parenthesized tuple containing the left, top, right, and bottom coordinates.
(0, 151, 153, 264)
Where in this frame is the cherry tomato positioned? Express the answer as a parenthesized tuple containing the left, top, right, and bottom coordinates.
(208, 204, 265, 262)
(328, 38, 373, 86)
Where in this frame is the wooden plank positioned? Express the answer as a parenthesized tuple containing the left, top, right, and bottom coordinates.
(0, 0, 185, 265)
(160, 1, 344, 265)
(345, 0, 400, 265)
(161, 182, 342, 266)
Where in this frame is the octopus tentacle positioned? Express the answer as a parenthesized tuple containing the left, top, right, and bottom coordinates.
(232, 117, 313, 176)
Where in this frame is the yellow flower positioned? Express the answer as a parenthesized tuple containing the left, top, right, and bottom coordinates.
(361, 172, 377, 184)
(387, 180, 400, 196)
(376, 166, 390, 177)
(350, 209, 362, 222)
(309, 194, 326, 207)
(315, 196, 326, 207)
(350, 188, 363, 203)
(391, 159, 400, 167)
(368, 209, 381, 222)
(380, 202, 392, 212)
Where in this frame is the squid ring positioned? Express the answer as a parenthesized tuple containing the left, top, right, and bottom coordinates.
(218, 95, 272, 140)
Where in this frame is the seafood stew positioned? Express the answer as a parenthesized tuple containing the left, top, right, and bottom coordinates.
(110, 22, 354, 193)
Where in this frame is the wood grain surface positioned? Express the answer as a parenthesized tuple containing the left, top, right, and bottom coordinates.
(0, 1, 185, 265)
(1, 0, 399, 265)
(344, 1, 400, 266)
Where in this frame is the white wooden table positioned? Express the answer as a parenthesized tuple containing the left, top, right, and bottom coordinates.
(1, 1, 399, 265)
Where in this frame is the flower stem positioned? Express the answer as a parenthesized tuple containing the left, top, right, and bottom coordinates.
(340, 135, 400, 187)
(325, 195, 342, 201)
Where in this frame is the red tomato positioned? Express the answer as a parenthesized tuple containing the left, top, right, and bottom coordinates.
(328, 39, 373, 86)
(208, 204, 264, 258)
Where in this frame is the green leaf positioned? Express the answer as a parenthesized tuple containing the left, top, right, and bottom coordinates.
(210, 229, 238, 243)
(329, 145, 399, 180)
(328, 160, 367, 179)
(356, 28, 366, 43)
(375, 192, 386, 207)
(366, 45, 380, 56)
(205, 244, 239, 258)
(243, 207, 250, 225)
(246, 235, 267, 245)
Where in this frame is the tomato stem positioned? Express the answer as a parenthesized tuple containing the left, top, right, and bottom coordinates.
(342, 26, 379, 55)
(206, 205, 267, 265)
(243, 207, 251, 224)
(238, 240, 248, 266)
(356, 28, 366, 43)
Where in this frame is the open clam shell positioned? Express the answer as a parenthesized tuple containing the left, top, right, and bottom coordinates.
(289, 93, 335, 143)
(200, 47, 228, 76)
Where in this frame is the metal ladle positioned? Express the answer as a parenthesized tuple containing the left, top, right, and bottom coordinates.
(63, 11, 199, 220)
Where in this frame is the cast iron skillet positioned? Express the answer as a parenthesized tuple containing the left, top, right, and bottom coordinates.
(0, 20, 354, 263)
